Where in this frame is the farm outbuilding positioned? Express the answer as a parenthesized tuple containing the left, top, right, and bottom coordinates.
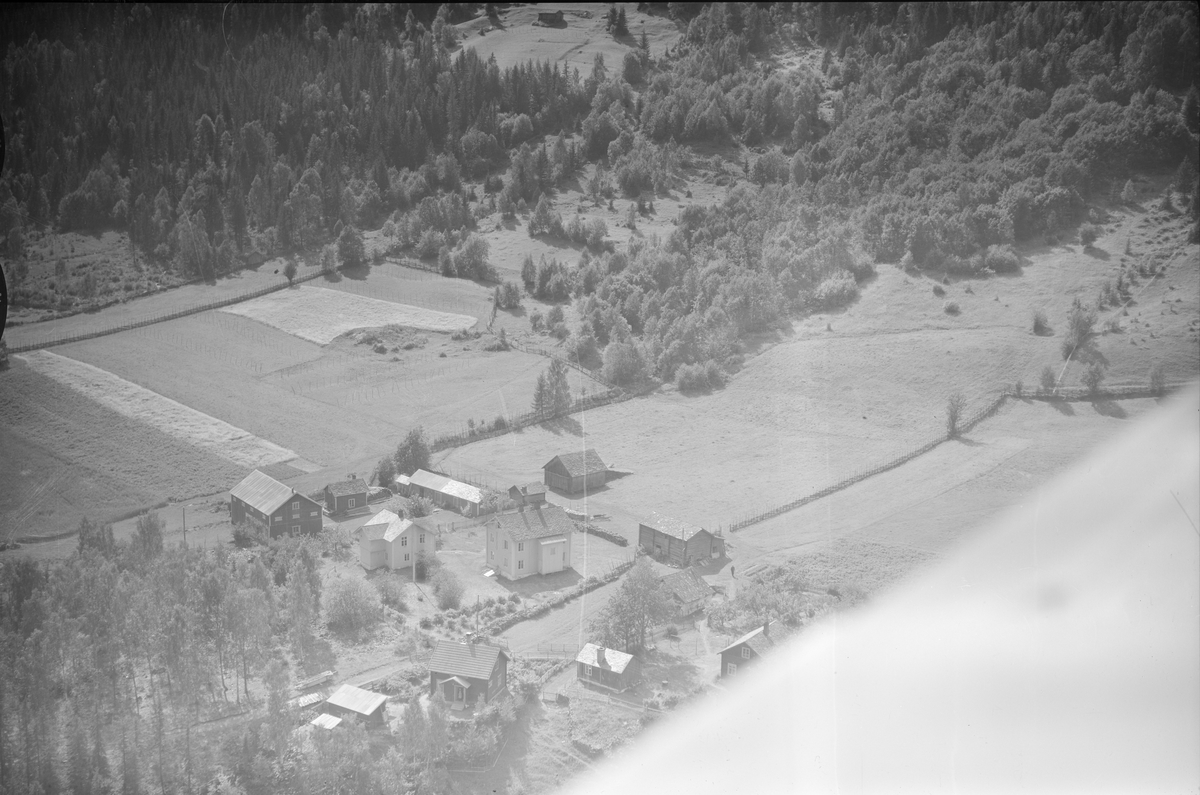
(324, 477, 369, 517)
(407, 469, 483, 516)
(537, 10, 565, 25)
(428, 639, 510, 710)
(508, 482, 547, 507)
(719, 622, 774, 678)
(484, 504, 575, 581)
(229, 469, 323, 539)
(638, 512, 725, 567)
(320, 684, 388, 726)
(660, 568, 715, 617)
(358, 509, 435, 571)
(575, 643, 640, 693)
(543, 449, 608, 494)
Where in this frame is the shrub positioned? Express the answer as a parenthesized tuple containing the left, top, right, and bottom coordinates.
(414, 549, 440, 580)
(1040, 365, 1058, 395)
(982, 244, 1020, 273)
(1082, 361, 1105, 396)
(1061, 302, 1096, 359)
(408, 496, 434, 518)
(419, 617, 433, 629)
(326, 577, 383, 634)
(1032, 310, 1050, 336)
(932, 284, 946, 297)
(943, 301, 960, 315)
(431, 568, 464, 610)
(946, 392, 966, 438)
(1149, 364, 1166, 396)
(495, 281, 522, 309)
(1014, 380, 1024, 398)
(232, 522, 260, 549)
(811, 271, 859, 309)
(375, 576, 407, 612)
(416, 229, 445, 259)
(1121, 179, 1137, 204)
(1079, 223, 1101, 247)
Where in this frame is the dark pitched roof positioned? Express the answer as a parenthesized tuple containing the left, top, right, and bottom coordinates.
(231, 469, 314, 515)
(488, 504, 577, 542)
(428, 640, 508, 681)
(544, 449, 607, 478)
(642, 511, 709, 542)
(661, 568, 714, 605)
(719, 622, 775, 656)
(326, 479, 368, 498)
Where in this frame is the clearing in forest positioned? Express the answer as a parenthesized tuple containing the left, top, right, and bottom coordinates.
(16, 350, 297, 468)
(219, 285, 478, 344)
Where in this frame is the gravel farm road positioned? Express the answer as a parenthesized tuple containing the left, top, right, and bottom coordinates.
(499, 578, 623, 656)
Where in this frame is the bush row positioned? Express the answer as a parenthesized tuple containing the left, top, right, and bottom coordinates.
(480, 558, 636, 636)
(580, 524, 629, 547)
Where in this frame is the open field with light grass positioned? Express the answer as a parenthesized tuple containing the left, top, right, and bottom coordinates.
(0, 359, 247, 541)
(219, 285, 478, 344)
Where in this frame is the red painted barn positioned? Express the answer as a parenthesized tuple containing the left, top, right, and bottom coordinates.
(428, 639, 509, 710)
(719, 622, 774, 678)
(543, 448, 608, 494)
(229, 469, 322, 539)
(638, 512, 725, 567)
(324, 476, 369, 516)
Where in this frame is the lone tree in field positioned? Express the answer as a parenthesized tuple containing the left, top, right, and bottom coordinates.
(284, 260, 298, 285)
(1040, 365, 1058, 395)
(393, 427, 431, 476)
(946, 392, 966, 438)
(1061, 299, 1096, 360)
(589, 557, 674, 651)
(338, 225, 366, 268)
(1149, 364, 1167, 397)
(1082, 361, 1106, 397)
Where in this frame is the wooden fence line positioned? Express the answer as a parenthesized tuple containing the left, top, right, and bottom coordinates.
(727, 382, 1184, 533)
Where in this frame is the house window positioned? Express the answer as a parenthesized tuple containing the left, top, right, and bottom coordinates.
(310, 511, 318, 517)
(517, 542, 524, 552)
(404, 553, 410, 562)
(291, 525, 300, 534)
(348, 498, 356, 508)
(503, 540, 508, 549)
(517, 560, 524, 570)
(292, 501, 299, 510)
(726, 662, 738, 676)
(274, 516, 282, 523)
(401, 536, 408, 547)
(419, 534, 425, 544)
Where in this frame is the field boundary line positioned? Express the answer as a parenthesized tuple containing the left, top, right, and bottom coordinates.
(727, 382, 1187, 533)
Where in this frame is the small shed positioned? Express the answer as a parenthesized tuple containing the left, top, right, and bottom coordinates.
(575, 643, 640, 693)
(638, 512, 725, 567)
(719, 622, 774, 678)
(508, 482, 547, 508)
(408, 469, 483, 516)
(661, 568, 715, 617)
(309, 713, 342, 730)
(393, 474, 411, 496)
(537, 10, 565, 25)
(543, 449, 608, 494)
(321, 684, 388, 726)
(324, 477, 369, 516)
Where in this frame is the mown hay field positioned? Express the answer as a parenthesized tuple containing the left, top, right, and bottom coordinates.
(0, 359, 247, 540)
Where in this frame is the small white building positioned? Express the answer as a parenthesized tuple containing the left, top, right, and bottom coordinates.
(358, 509, 434, 571)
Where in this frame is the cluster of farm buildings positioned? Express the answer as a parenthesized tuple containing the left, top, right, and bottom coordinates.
(228, 445, 767, 731)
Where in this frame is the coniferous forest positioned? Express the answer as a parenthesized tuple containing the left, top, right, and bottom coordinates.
(1, 3, 1198, 794)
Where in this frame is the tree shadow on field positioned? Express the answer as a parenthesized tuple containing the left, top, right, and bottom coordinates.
(951, 435, 985, 447)
(1091, 399, 1127, 418)
(541, 415, 583, 437)
(497, 568, 583, 599)
(321, 268, 343, 283)
(1084, 245, 1110, 261)
(1047, 398, 1076, 416)
(341, 264, 369, 281)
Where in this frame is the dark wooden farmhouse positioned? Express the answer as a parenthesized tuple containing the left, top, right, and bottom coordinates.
(323, 477, 369, 517)
(575, 643, 640, 693)
(428, 639, 510, 710)
(661, 567, 715, 617)
(230, 469, 322, 539)
(719, 622, 774, 678)
(537, 10, 565, 25)
(543, 449, 608, 494)
(320, 684, 388, 727)
(638, 512, 725, 566)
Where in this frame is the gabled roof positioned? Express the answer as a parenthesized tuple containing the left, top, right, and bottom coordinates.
(362, 509, 414, 543)
(409, 469, 483, 504)
(325, 684, 387, 716)
(543, 449, 607, 478)
(310, 713, 342, 729)
(489, 504, 577, 542)
(719, 623, 775, 656)
(576, 643, 635, 674)
(661, 568, 714, 605)
(231, 469, 312, 515)
(509, 482, 547, 497)
(326, 479, 368, 497)
(642, 511, 709, 542)
(428, 640, 508, 681)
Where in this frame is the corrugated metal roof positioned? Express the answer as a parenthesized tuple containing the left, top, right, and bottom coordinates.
(325, 684, 387, 716)
(395, 474, 411, 485)
(488, 505, 577, 542)
(409, 469, 482, 504)
(544, 448, 607, 478)
(428, 640, 507, 681)
(576, 643, 635, 674)
(661, 568, 715, 605)
(230, 469, 310, 515)
(310, 713, 342, 729)
(643, 511, 708, 542)
(719, 622, 775, 656)
(326, 479, 368, 497)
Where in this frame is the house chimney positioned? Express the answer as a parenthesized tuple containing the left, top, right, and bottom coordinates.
(762, 621, 770, 638)
(596, 647, 606, 667)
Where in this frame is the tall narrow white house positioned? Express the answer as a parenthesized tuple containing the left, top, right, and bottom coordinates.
(358, 509, 434, 571)
(484, 502, 575, 581)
